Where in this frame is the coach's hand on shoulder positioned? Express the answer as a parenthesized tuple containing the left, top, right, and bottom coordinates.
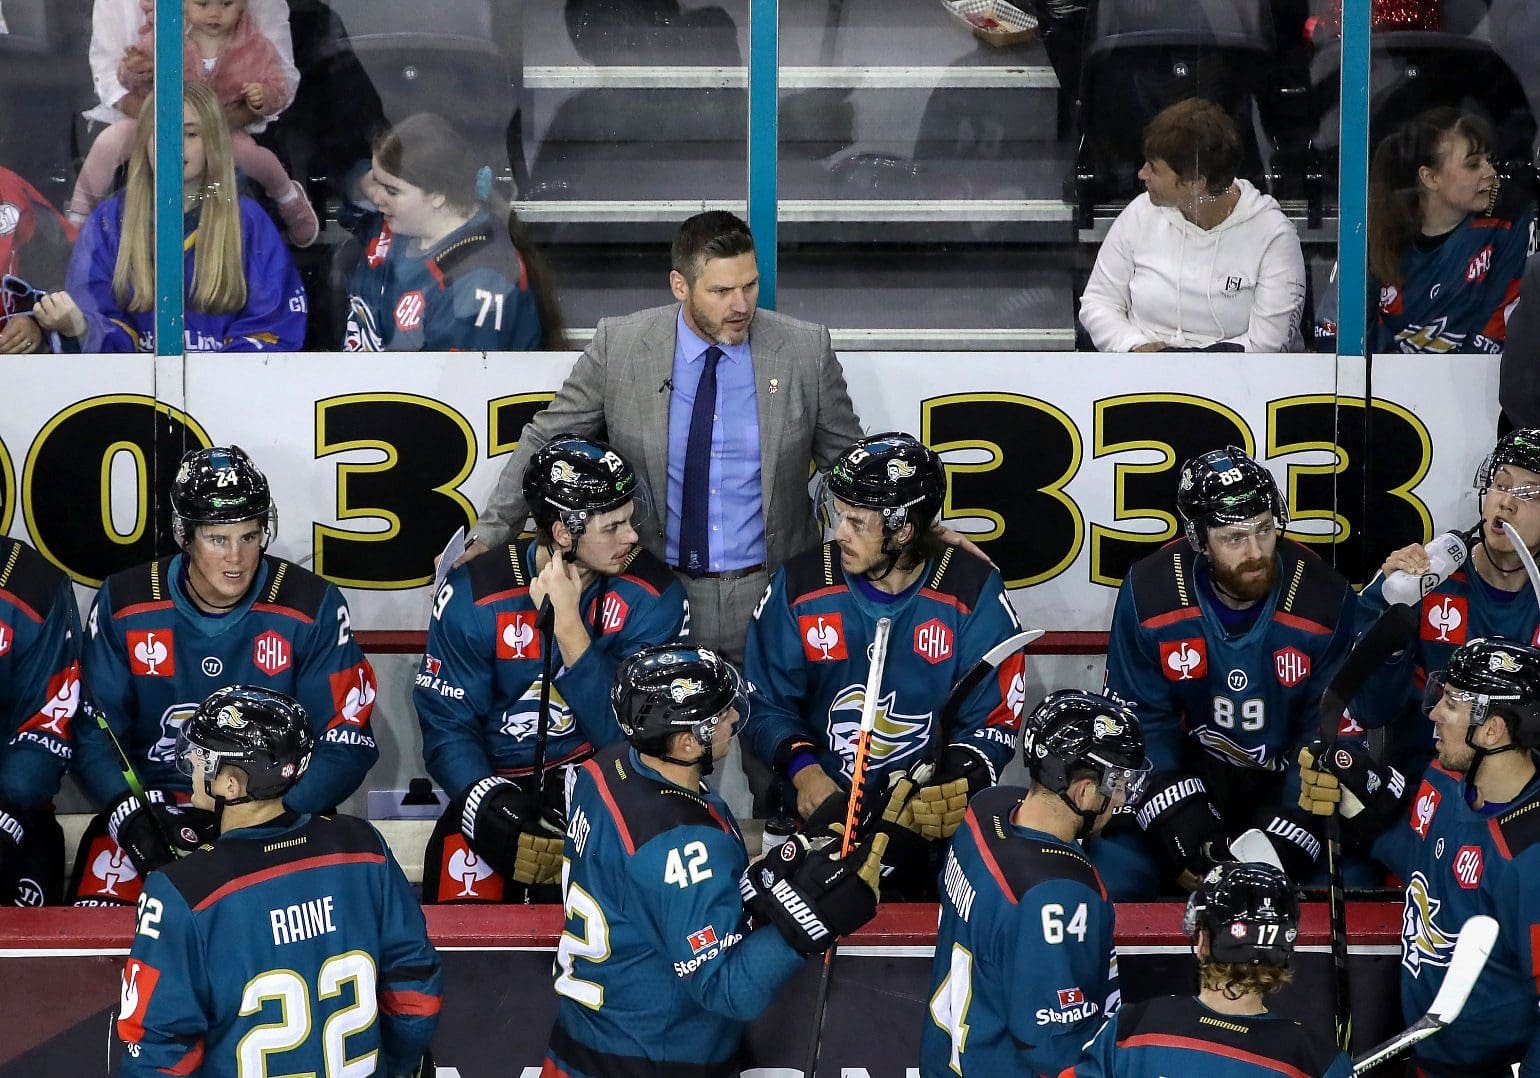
(461, 776, 565, 885)
(107, 789, 179, 877)
(739, 828, 887, 955)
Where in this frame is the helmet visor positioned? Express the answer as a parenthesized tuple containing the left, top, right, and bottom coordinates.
(175, 726, 223, 782)
(691, 687, 750, 751)
(1094, 752, 1152, 804)
(1422, 669, 1507, 724)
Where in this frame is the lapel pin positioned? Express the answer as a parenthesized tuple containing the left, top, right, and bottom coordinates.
(768, 378, 779, 394)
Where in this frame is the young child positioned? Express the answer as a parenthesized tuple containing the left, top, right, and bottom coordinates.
(69, 0, 318, 247)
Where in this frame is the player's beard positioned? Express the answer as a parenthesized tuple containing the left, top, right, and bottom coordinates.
(1211, 555, 1276, 603)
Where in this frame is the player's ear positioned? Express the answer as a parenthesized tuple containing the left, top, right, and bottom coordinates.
(551, 521, 574, 554)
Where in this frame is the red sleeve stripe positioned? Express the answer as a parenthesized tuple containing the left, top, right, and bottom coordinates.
(0, 587, 42, 623)
(918, 588, 972, 615)
(1115, 1033, 1312, 1077)
(193, 852, 385, 911)
(587, 758, 636, 855)
(1530, 924, 1540, 994)
(475, 587, 531, 606)
(113, 600, 175, 620)
(251, 602, 314, 624)
(1490, 817, 1513, 860)
(965, 807, 1016, 904)
(1270, 611, 1331, 635)
(159, 1040, 205, 1075)
(1141, 607, 1201, 630)
(380, 988, 442, 1017)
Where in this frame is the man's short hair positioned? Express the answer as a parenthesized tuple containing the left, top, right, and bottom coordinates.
(671, 211, 756, 284)
(1142, 98, 1241, 195)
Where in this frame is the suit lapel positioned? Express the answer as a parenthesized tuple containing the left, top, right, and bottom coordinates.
(636, 309, 676, 499)
(752, 320, 791, 512)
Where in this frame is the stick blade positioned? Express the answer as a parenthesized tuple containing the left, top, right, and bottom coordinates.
(1427, 915, 1499, 1025)
(1229, 828, 1285, 872)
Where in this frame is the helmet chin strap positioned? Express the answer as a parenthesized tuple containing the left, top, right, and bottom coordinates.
(657, 731, 716, 777)
(203, 772, 255, 835)
(1058, 785, 1109, 841)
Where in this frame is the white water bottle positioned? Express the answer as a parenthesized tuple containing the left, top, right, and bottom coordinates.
(1381, 532, 1468, 607)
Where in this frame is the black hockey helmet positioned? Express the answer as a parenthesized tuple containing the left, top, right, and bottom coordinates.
(1023, 689, 1150, 802)
(171, 445, 274, 547)
(1475, 428, 1540, 496)
(522, 433, 645, 541)
(1176, 446, 1287, 552)
(1183, 861, 1300, 967)
(175, 685, 314, 803)
(825, 432, 946, 538)
(612, 645, 748, 767)
(1424, 637, 1540, 749)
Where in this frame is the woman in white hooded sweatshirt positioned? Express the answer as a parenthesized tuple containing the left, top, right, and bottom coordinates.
(1079, 98, 1306, 353)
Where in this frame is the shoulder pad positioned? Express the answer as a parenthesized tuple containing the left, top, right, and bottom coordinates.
(255, 557, 332, 618)
(581, 744, 734, 855)
(0, 537, 69, 622)
(919, 545, 993, 612)
(783, 542, 845, 606)
(161, 813, 384, 910)
(1497, 796, 1540, 858)
(465, 542, 534, 603)
(104, 556, 177, 613)
(1273, 539, 1351, 631)
(615, 548, 679, 597)
(965, 785, 1105, 901)
(1127, 541, 1200, 623)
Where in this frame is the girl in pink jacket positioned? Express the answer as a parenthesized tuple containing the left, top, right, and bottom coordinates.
(68, 0, 317, 246)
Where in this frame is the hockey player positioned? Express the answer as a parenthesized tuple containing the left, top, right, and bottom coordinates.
(1097, 445, 1356, 899)
(71, 445, 378, 905)
(546, 644, 885, 1076)
(416, 434, 687, 903)
(921, 689, 1148, 1077)
(1064, 861, 1352, 1077)
(117, 685, 441, 1077)
(742, 432, 1026, 898)
(1300, 636, 1540, 1075)
(0, 522, 82, 906)
(1352, 427, 1540, 778)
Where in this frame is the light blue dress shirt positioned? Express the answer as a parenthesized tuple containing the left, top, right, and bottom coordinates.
(665, 308, 766, 571)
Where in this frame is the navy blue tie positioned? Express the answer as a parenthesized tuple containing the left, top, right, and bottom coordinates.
(679, 345, 722, 573)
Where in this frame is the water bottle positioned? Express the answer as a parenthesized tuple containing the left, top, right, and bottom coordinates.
(1381, 532, 1468, 606)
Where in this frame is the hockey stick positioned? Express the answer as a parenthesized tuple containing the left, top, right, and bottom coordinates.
(802, 616, 892, 1078)
(1499, 521, 1540, 609)
(1351, 914, 1498, 1074)
(92, 702, 186, 859)
(929, 628, 1044, 770)
(1316, 600, 1420, 1052)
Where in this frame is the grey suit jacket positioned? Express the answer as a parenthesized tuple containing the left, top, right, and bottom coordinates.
(475, 303, 864, 571)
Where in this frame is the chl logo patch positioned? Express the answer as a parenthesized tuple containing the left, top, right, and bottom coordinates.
(598, 593, 629, 634)
(252, 630, 291, 676)
(1274, 647, 1310, 687)
(496, 612, 541, 660)
(127, 630, 175, 677)
(1421, 596, 1467, 645)
(1410, 779, 1440, 840)
(1453, 845, 1483, 889)
(394, 290, 426, 330)
(913, 619, 953, 664)
(0, 620, 11, 657)
(1466, 245, 1494, 283)
(1158, 638, 1208, 681)
(800, 614, 847, 662)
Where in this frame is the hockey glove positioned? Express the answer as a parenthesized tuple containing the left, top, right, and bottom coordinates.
(1133, 771, 1227, 890)
(739, 828, 887, 955)
(1255, 808, 1324, 881)
(461, 776, 565, 886)
(906, 746, 993, 840)
(107, 789, 179, 877)
(1298, 741, 1409, 846)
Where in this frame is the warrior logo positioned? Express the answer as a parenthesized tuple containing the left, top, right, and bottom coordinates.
(827, 686, 932, 777)
(1401, 872, 1457, 976)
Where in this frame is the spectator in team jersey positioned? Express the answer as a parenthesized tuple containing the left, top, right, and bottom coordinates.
(1368, 107, 1536, 355)
(342, 113, 565, 353)
(34, 84, 307, 353)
